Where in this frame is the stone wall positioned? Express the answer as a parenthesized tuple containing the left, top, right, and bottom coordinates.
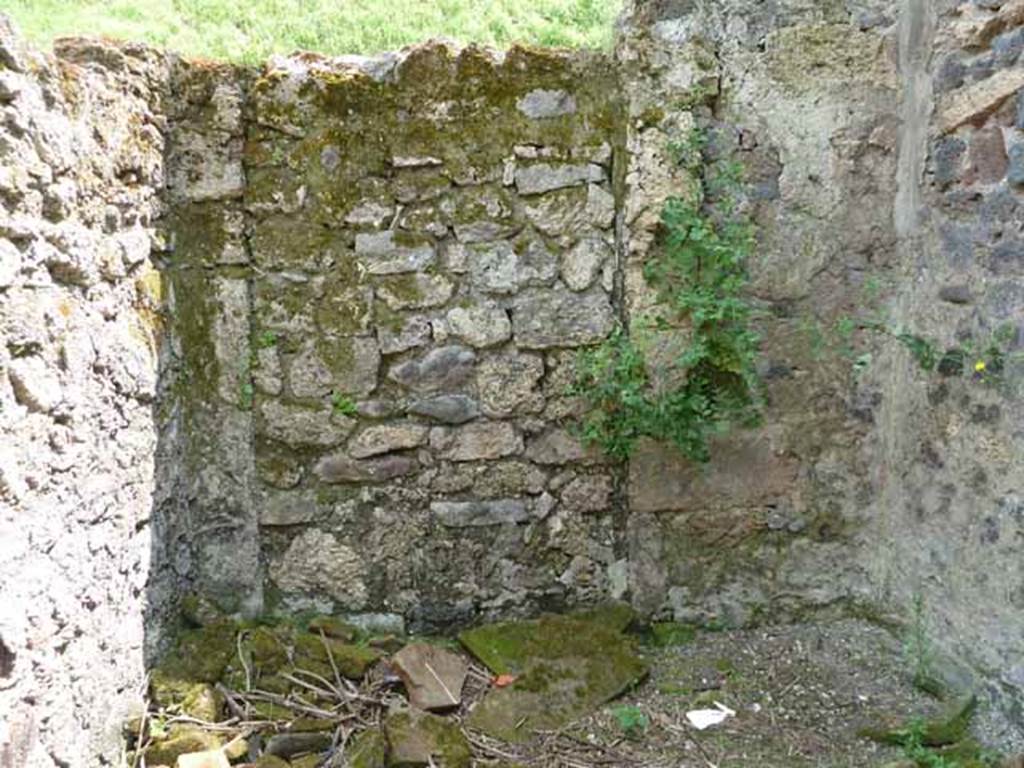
(870, 0, 1024, 744)
(4, 0, 1024, 762)
(616, 0, 902, 626)
(167, 43, 625, 631)
(0, 21, 173, 768)
(613, 0, 1024, 745)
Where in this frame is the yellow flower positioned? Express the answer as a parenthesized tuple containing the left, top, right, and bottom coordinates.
(975, 361, 986, 373)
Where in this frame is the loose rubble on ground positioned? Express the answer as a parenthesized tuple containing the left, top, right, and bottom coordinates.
(133, 603, 1016, 768)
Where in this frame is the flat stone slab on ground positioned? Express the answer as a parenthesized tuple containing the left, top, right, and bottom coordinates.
(459, 607, 648, 742)
(392, 643, 469, 711)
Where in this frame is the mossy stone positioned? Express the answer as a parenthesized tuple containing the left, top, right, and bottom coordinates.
(150, 673, 224, 722)
(859, 693, 978, 747)
(253, 756, 290, 768)
(290, 755, 322, 768)
(572, 601, 636, 633)
(347, 728, 387, 768)
(368, 635, 405, 654)
(156, 622, 237, 684)
(460, 614, 649, 742)
(292, 633, 383, 679)
(935, 738, 1003, 767)
(144, 726, 222, 766)
(383, 709, 471, 768)
(180, 593, 224, 628)
(242, 626, 289, 671)
(767, 24, 892, 92)
(223, 735, 249, 760)
(168, 266, 221, 406)
(254, 673, 294, 695)
(250, 700, 295, 721)
(286, 717, 341, 733)
(307, 615, 360, 642)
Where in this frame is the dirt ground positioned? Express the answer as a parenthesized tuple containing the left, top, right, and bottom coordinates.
(472, 619, 943, 768)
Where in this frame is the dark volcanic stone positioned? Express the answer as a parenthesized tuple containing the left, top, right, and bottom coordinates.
(407, 395, 480, 424)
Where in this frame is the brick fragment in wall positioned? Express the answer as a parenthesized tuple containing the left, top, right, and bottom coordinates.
(965, 125, 1009, 184)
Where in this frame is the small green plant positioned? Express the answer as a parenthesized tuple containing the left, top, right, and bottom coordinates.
(894, 718, 1002, 768)
(667, 127, 708, 171)
(820, 312, 1020, 389)
(610, 704, 649, 739)
(331, 392, 358, 417)
(800, 315, 828, 360)
(239, 381, 255, 410)
(573, 126, 762, 463)
(148, 712, 169, 740)
(674, 81, 716, 110)
(853, 352, 873, 377)
(256, 330, 278, 349)
(900, 719, 955, 768)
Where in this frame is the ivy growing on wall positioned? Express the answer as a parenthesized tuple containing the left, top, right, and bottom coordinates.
(572, 127, 763, 462)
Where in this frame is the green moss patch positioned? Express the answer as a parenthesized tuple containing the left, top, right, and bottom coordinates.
(384, 709, 471, 768)
(347, 728, 387, 768)
(571, 601, 636, 633)
(150, 674, 224, 722)
(646, 622, 697, 647)
(460, 613, 648, 742)
(154, 622, 237, 683)
(143, 726, 222, 766)
(859, 693, 978, 747)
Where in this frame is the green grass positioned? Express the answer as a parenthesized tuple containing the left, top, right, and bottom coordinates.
(6, 0, 620, 63)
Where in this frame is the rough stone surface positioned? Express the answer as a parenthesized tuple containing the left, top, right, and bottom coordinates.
(260, 401, 354, 447)
(383, 709, 471, 768)
(477, 353, 545, 417)
(1008, 142, 1024, 187)
(0, 25, 175, 768)
(526, 429, 594, 465)
(431, 499, 530, 527)
(430, 422, 523, 462)
(561, 237, 610, 291)
(314, 454, 419, 484)
(512, 286, 615, 348)
(938, 68, 1024, 132)
(560, 474, 614, 513)
(517, 88, 577, 118)
(515, 163, 605, 195)
(388, 346, 476, 393)
(439, 304, 512, 348)
(377, 315, 431, 354)
(348, 423, 429, 458)
(270, 530, 368, 609)
(391, 643, 469, 710)
(407, 395, 480, 424)
(377, 273, 454, 310)
(355, 230, 436, 275)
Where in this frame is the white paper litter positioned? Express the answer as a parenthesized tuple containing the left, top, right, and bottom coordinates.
(685, 701, 736, 730)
